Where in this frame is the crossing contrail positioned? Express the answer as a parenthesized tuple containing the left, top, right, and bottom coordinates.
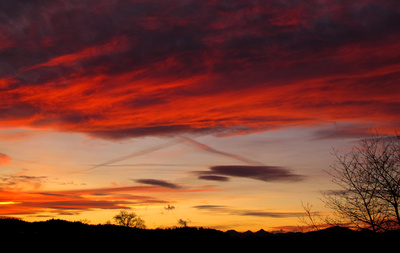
(80, 136, 263, 173)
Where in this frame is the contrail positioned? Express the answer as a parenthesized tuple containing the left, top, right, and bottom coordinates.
(180, 137, 264, 166)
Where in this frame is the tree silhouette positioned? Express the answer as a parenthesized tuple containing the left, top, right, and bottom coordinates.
(113, 211, 146, 229)
(177, 218, 190, 227)
(323, 134, 400, 231)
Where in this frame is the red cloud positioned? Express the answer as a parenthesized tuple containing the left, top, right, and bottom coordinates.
(0, 0, 399, 139)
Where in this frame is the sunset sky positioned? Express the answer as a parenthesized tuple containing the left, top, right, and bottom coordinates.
(1, 0, 400, 231)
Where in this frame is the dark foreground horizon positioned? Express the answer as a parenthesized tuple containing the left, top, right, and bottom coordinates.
(1, 218, 399, 251)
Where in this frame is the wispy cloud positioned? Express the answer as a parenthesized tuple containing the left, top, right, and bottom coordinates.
(0, 130, 42, 142)
(311, 122, 376, 140)
(193, 205, 302, 218)
(0, 173, 47, 190)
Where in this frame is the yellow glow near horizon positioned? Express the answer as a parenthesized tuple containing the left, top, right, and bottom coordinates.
(0, 202, 18, 205)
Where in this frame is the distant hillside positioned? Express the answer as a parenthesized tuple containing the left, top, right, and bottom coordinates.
(0, 218, 398, 251)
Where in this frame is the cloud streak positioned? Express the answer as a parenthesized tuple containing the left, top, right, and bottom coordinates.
(0, 0, 398, 138)
(193, 205, 302, 218)
(0, 184, 215, 216)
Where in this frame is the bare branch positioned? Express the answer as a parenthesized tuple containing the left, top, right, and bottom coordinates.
(298, 201, 321, 231)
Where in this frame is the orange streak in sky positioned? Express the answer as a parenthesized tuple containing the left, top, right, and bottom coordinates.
(2, 65, 399, 137)
(0, 185, 218, 216)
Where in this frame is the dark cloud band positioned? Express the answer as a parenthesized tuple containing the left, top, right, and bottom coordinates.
(135, 179, 183, 190)
(198, 165, 304, 182)
(193, 205, 302, 218)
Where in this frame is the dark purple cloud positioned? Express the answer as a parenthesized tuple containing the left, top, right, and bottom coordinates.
(135, 179, 183, 190)
(198, 175, 230, 182)
(312, 122, 376, 140)
(198, 165, 304, 182)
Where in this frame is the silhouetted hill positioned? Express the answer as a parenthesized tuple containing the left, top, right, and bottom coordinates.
(0, 218, 398, 251)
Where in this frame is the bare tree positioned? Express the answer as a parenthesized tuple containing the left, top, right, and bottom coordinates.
(323, 134, 400, 231)
(113, 211, 146, 229)
(361, 135, 400, 226)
